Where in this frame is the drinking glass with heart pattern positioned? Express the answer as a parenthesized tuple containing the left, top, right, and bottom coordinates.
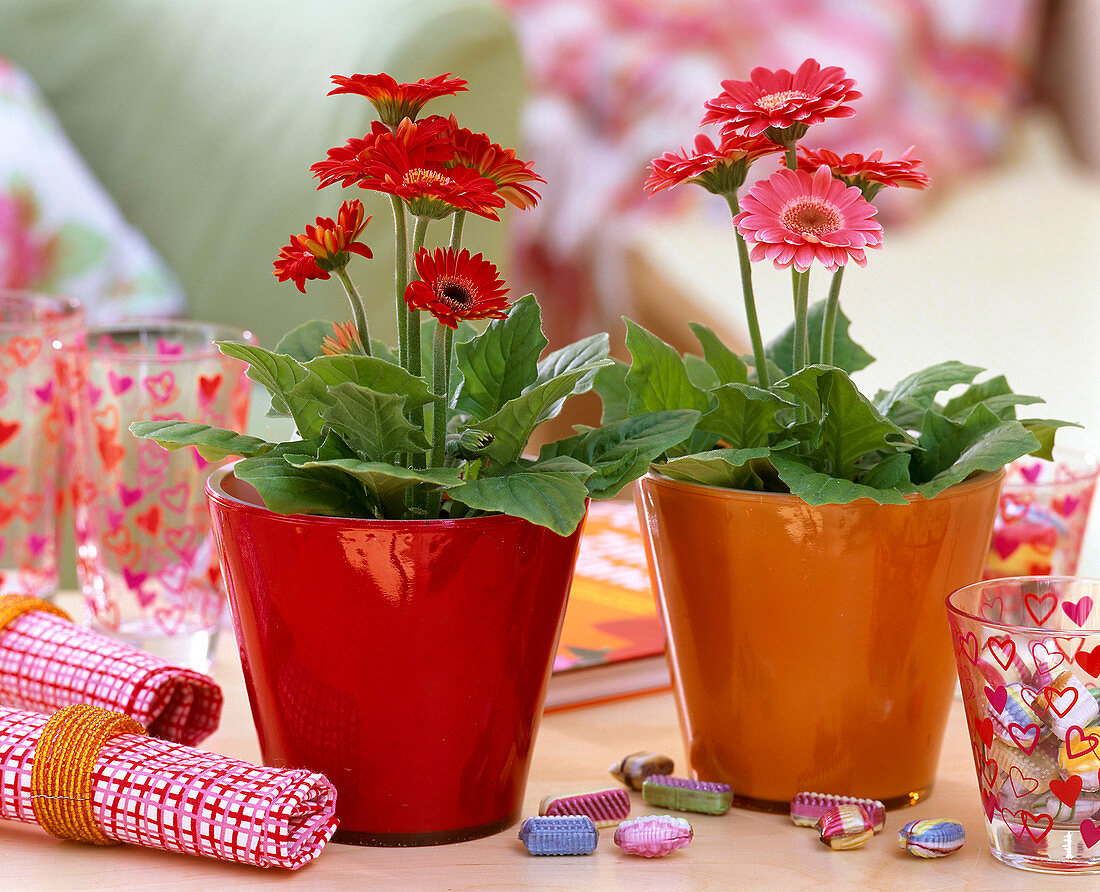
(72, 321, 254, 671)
(948, 577, 1100, 873)
(984, 450, 1099, 580)
(0, 291, 84, 599)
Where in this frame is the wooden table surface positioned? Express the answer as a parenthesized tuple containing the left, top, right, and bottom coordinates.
(3, 600, 1093, 891)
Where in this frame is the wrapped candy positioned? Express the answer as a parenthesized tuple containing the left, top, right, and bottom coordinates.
(641, 775, 732, 815)
(613, 815, 693, 857)
(816, 804, 874, 850)
(609, 751, 674, 791)
(518, 816, 598, 855)
(539, 788, 630, 827)
(0, 595, 220, 744)
(897, 819, 965, 858)
(0, 705, 336, 868)
(790, 792, 885, 831)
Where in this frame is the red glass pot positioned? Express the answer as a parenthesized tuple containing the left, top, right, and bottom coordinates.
(206, 468, 584, 846)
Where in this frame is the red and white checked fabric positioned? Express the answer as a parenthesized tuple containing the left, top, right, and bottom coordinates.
(0, 707, 338, 869)
(0, 609, 222, 745)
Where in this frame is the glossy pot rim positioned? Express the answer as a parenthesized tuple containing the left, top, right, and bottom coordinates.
(206, 465, 570, 531)
(640, 466, 1005, 506)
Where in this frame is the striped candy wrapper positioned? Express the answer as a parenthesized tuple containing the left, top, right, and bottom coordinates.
(0, 599, 221, 745)
(0, 707, 336, 869)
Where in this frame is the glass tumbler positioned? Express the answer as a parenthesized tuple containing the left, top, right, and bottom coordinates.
(985, 450, 1099, 579)
(72, 320, 253, 670)
(948, 577, 1100, 873)
(0, 291, 84, 598)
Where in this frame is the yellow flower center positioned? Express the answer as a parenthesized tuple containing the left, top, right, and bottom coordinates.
(781, 198, 841, 241)
(403, 168, 453, 191)
(757, 90, 812, 112)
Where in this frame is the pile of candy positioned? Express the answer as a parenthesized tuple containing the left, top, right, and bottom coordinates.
(791, 791, 964, 857)
(519, 752, 967, 860)
(520, 750, 723, 857)
(962, 634, 1100, 833)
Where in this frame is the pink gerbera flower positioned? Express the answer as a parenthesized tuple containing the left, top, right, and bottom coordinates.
(797, 146, 931, 197)
(734, 165, 883, 272)
(645, 132, 783, 196)
(702, 59, 860, 142)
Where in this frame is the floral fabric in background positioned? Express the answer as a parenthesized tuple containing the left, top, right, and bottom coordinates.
(0, 56, 182, 320)
(502, 0, 1045, 345)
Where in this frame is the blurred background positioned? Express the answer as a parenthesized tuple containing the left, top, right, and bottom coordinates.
(0, 0, 1096, 446)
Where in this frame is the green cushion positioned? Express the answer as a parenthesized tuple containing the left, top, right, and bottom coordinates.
(0, 0, 524, 347)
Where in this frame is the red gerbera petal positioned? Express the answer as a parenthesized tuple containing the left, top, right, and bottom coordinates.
(645, 131, 783, 195)
(447, 116, 544, 210)
(734, 165, 883, 273)
(702, 58, 861, 140)
(358, 118, 505, 220)
(797, 145, 931, 194)
(328, 72, 468, 127)
(404, 248, 510, 329)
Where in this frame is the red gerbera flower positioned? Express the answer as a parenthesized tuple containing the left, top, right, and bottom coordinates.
(702, 59, 861, 142)
(404, 248, 510, 329)
(447, 117, 544, 210)
(273, 200, 373, 292)
(734, 165, 883, 273)
(358, 118, 505, 220)
(797, 145, 931, 197)
(328, 72, 468, 128)
(645, 132, 783, 196)
(322, 320, 366, 356)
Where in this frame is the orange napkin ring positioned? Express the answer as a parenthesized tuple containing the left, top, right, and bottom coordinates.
(0, 594, 70, 632)
(31, 704, 146, 846)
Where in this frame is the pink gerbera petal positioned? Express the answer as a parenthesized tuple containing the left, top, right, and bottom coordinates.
(734, 166, 883, 272)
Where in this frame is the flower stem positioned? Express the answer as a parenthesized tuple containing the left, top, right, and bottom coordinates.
(725, 193, 769, 388)
(407, 216, 430, 475)
(820, 267, 845, 366)
(390, 196, 409, 370)
(784, 146, 798, 170)
(426, 322, 453, 516)
(449, 210, 466, 250)
(334, 268, 372, 357)
(792, 269, 810, 372)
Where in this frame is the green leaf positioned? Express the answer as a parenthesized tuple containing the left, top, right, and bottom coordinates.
(533, 332, 610, 396)
(913, 404, 1040, 497)
(767, 300, 874, 376)
(875, 361, 983, 422)
(218, 341, 326, 437)
(315, 383, 429, 462)
(477, 360, 613, 464)
(770, 453, 910, 505)
(539, 410, 702, 499)
(274, 320, 335, 362)
(772, 366, 910, 479)
(624, 320, 712, 417)
(454, 294, 547, 419)
(447, 464, 591, 535)
(1020, 418, 1080, 461)
(684, 354, 720, 391)
(304, 354, 437, 409)
(689, 322, 748, 385)
(594, 359, 630, 424)
(657, 446, 777, 489)
(942, 375, 1041, 421)
(128, 421, 272, 461)
(859, 452, 913, 491)
(232, 454, 370, 517)
(284, 456, 461, 517)
(699, 383, 792, 449)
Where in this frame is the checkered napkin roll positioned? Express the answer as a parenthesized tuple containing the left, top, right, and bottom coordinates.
(0, 598, 222, 745)
(0, 706, 338, 868)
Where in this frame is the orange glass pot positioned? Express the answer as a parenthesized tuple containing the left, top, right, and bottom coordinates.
(635, 469, 1003, 810)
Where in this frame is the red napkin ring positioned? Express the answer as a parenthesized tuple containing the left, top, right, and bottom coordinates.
(31, 704, 146, 846)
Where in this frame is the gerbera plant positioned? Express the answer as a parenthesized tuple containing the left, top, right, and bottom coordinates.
(603, 59, 1071, 504)
(132, 73, 697, 533)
